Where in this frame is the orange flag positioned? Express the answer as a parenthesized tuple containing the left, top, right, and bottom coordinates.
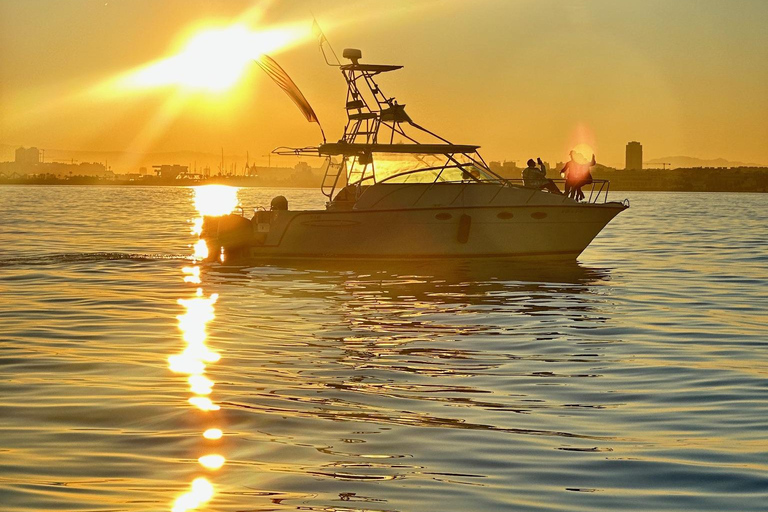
(256, 54, 319, 124)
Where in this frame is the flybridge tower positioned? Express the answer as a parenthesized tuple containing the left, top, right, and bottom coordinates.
(320, 48, 477, 152)
(315, 49, 484, 199)
(272, 48, 494, 200)
(338, 47, 407, 145)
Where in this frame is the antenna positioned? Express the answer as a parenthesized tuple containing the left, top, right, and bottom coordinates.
(312, 16, 340, 67)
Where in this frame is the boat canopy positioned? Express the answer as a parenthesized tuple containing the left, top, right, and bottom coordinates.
(339, 63, 403, 73)
(319, 142, 481, 156)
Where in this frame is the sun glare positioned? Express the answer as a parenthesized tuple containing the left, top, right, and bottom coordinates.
(193, 185, 240, 217)
(118, 24, 305, 93)
(571, 143, 595, 162)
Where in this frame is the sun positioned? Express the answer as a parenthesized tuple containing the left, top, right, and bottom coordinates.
(117, 23, 306, 93)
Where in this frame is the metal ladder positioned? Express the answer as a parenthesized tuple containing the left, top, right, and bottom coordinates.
(321, 159, 345, 199)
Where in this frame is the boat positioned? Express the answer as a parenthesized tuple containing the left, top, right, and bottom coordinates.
(200, 48, 628, 261)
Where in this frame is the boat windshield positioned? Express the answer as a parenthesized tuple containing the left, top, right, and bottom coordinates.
(348, 152, 500, 185)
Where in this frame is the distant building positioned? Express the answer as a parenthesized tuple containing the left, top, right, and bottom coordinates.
(153, 164, 188, 179)
(489, 160, 522, 179)
(47, 161, 111, 178)
(250, 165, 309, 183)
(15, 147, 40, 166)
(0, 155, 110, 178)
(292, 161, 313, 181)
(626, 141, 643, 170)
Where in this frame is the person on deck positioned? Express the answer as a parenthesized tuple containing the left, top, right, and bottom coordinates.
(560, 151, 596, 201)
(522, 158, 563, 194)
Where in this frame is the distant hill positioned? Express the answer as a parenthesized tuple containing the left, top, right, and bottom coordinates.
(647, 156, 763, 169)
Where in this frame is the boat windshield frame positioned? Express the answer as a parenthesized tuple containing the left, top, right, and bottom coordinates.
(347, 150, 504, 186)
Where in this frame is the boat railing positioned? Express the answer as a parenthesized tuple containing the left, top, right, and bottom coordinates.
(584, 179, 611, 204)
(499, 179, 612, 204)
(231, 205, 267, 218)
(232, 178, 613, 217)
(373, 174, 612, 204)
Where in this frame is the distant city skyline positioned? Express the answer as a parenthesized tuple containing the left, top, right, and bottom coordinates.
(3, 141, 764, 180)
(1, 0, 767, 169)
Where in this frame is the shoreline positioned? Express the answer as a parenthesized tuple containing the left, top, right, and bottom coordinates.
(1, 176, 766, 193)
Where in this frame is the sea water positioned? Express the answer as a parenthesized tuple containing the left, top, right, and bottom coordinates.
(0, 186, 766, 511)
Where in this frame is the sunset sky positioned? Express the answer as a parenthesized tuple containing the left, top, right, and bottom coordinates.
(1, 0, 766, 169)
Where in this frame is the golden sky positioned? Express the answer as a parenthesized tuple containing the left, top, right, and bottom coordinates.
(1, 0, 766, 169)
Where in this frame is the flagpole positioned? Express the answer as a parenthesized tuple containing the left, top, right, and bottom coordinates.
(254, 54, 325, 143)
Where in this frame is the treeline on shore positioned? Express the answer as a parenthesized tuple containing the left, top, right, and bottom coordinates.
(592, 167, 768, 192)
(0, 175, 320, 188)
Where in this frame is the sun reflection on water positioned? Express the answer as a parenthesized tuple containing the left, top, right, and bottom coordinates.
(169, 186, 240, 510)
(198, 454, 226, 470)
(193, 185, 239, 216)
(188, 374, 214, 395)
(172, 477, 214, 512)
(182, 266, 201, 284)
(192, 240, 209, 260)
(188, 396, 221, 412)
(203, 428, 223, 440)
(191, 218, 204, 236)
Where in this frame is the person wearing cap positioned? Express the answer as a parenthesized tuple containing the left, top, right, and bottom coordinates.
(522, 157, 562, 194)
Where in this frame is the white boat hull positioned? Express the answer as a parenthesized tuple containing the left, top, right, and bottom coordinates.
(203, 184, 628, 261)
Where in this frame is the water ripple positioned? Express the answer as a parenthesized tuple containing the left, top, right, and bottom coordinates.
(0, 188, 767, 511)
